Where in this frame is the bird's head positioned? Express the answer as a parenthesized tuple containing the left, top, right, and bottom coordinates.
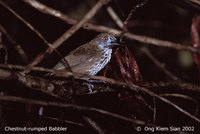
(95, 33, 119, 48)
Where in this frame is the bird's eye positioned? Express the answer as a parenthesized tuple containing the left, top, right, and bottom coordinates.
(103, 36, 109, 42)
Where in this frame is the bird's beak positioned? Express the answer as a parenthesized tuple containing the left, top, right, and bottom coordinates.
(111, 41, 119, 45)
(111, 41, 125, 46)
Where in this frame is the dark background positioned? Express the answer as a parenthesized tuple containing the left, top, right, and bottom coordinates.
(0, 0, 200, 133)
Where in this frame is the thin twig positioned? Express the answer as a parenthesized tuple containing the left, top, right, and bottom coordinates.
(0, 65, 113, 96)
(153, 97, 156, 124)
(185, 0, 200, 10)
(86, 75, 200, 124)
(22, 0, 200, 53)
(0, 24, 28, 63)
(42, 116, 85, 127)
(0, 1, 48, 46)
(0, 63, 200, 124)
(0, 68, 72, 101)
(106, 5, 179, 81)
(3, 44, 8, 64)
(120, 0, 149, 42)
(83, 116, 105, 134)
(144, 81, 200, 93)
(106, 4, 178, 81)
(0, 63, 53, 72)
(0, 63, 72, 77)
(153, 93, 199, 127)
(5, 105, 85, 127)
(106, 6, 123, 28)
(0, 43, 8, 64)
(28, 0, 111, 67)
(160, 93, 199, 116)
(23, 0, 76, 25)
(140, 47, 179, 80)
(0, 29, 8, 64)
(1, 63, 200, 93)
(0, 30, 8, 64)
(0, 0, 72, 73)
(188, 0, 200, 5)
(0, 94, 153, 126)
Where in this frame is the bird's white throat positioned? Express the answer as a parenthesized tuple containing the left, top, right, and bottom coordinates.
(88, 48, 112, 75)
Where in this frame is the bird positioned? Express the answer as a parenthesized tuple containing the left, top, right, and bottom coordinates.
(52, 33, 119, 76)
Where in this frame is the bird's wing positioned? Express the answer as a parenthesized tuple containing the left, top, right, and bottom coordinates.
(53, 44, 101, 74)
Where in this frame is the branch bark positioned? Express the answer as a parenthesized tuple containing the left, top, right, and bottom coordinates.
(0, 0, 72, 73)
(0, 94, 152, 126)
(28, 0, 111, 67)
(1, 64, 200, 124)
(23, 0, 200, 53)
(0, 25, 28, 63)
(0, 68, 72, 100)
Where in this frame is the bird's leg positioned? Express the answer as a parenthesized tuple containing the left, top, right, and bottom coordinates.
(82, 82, 96, 94)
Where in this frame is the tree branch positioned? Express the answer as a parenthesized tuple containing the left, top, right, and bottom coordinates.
(83, 116, 105, 134)
(0, 68, 72, 100)
(0, 24, 28, 63)
(0, 94, 152, 126)
(0, 0, 72, 73)
(28, 0, 111, 67)
(140, 47, 179, 80)
(0, 64, 200, 124)
(23, 0, 200, 53)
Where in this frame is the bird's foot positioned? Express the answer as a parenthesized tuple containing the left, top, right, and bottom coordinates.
(82, 82, 97, 94)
